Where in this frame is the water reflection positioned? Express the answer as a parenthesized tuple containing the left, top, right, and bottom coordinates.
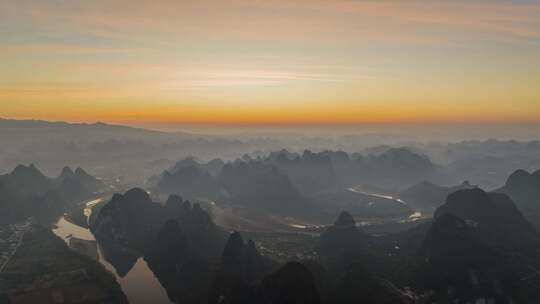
(53, 216, 172, 304)
(69, 237, 99, 260)
(98, 239, 141, 277)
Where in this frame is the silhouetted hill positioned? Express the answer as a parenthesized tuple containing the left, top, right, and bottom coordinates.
(154, 157, 322, 220)
(56, 166, 104, 200)
(317, 147, 443, 190)
(407, 188, 540, 302)
(156, 165, 219, 200)
(145, 219, 213, 304)
(434, 188, 538, 253)
(219, 232, 271, 283)
(413, 213, 513, 302)
(359, 148, 443, 190)
(265, 149, 337, 194)
(363, 187, 540, 302)
(0, 164, 102, 198)
(169, 157, 225, 177)
(74, 167, 103, 188)
(399, 180, 476, 214)
(319, 211, 369, 261)
(91, 188, 163, 251)
(328, 263, 412, 304)
(218, 160, 314, 216)
(209, 232, 273, 304)
(256, 262, 321, 304)
(90, 188, 162, 275)
(263, 148, 444, 192)
(143, 205, 234, 304)
(91, 188, 228, 278)
(152, 148, 445, 220)
(0, 164, 52, 196)
(495, 169, 540, 230)
(0, 164, 103, 224)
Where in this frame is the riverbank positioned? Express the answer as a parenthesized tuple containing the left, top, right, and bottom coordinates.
(0, 225, 128, 304)
(53, 216, 172, 304)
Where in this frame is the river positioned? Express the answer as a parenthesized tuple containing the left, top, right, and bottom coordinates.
(52, 216, 172, 304)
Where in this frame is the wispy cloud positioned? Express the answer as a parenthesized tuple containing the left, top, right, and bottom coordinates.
(0, 44, 142, 54)
(3, 0, 539, 50)
(162, 69, 363, 88)
(1, 0, 539, 125)
(193, 70, 350, 84)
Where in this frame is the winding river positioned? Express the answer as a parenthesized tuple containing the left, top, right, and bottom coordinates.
(52, 216, 172, 304)
(50, 187, 423, 303)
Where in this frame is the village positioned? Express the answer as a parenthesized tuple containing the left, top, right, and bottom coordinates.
(0, 220, 32, 274)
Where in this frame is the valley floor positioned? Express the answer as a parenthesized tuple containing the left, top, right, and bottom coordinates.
(0, 224, 127, 304)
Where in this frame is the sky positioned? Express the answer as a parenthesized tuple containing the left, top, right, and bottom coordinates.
(1, 0, 539, 128)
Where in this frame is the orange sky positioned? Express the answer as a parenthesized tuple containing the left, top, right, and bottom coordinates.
(1, 0, 539, 126)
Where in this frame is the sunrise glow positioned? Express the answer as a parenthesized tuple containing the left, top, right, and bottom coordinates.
(1, 0, 539, 126)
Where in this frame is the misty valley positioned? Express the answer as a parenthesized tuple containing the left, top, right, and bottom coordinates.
(1, 120, 540, 304)
(3, 0, 540, 302)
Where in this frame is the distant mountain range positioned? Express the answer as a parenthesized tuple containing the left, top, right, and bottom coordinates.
(0, 117, 185, 136)
(0, 118, 247, 184)
(0, 118, 199, 154)
(261, 148, 445, 192)
(2, 118, 539, 189)
(153, 147, 448, 221)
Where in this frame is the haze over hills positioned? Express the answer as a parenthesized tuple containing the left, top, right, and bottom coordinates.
(2, 0, 540, 302)
(495, 169, 540, 230)
(412, 189, 540, 303)
(2, 118, 540, 189)
(313, 188, 540, 303)
(0, 164, 103, 224)
(152, 149, 442, 223)
(2, 133, 540, 303)
(0, 119, 240, 184)
(399, 180, 476, 214)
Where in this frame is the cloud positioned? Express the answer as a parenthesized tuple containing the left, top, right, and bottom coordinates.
(162, 69, 360, 88)
(0, 44, 141, 54)
(3, 0, 539, 51)
(233, 0, 540, 40)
